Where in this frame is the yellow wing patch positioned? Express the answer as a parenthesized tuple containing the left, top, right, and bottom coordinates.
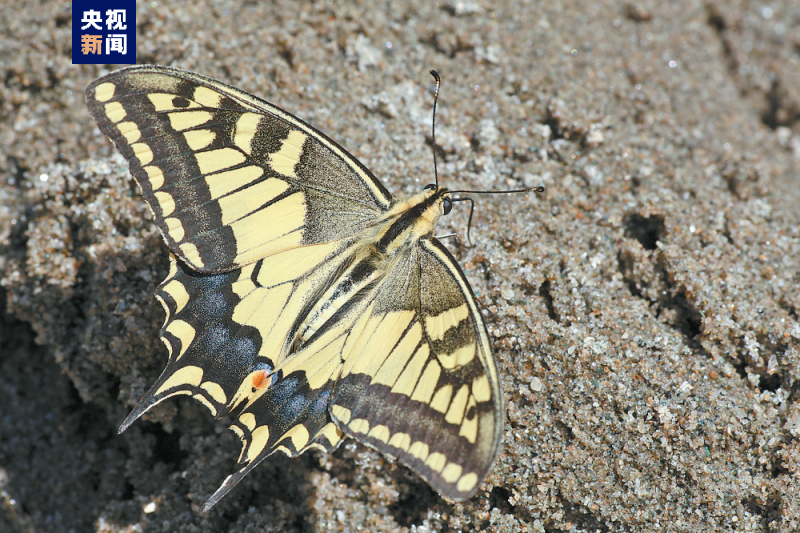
(168, 110, 213, 131)
(269, 130, 307, 179)
(233, 113, 262, 155)
(94, 82, 115, 102)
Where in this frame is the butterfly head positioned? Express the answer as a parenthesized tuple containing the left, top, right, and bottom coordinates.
(423, 183, 453, 216)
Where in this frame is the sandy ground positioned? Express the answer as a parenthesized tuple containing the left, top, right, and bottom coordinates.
(2, 0, 800, 531)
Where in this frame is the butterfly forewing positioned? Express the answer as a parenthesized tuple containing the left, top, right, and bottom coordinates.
(87, 65, 505, 508)
(330, 238, 502, 500)
(86, 65, 393, 273)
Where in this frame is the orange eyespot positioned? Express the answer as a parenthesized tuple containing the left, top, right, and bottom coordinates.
(251, 370, 270, 390)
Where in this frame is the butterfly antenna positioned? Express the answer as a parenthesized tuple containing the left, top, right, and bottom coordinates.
(451, 187, 545, 247)
(427, 70, 544, 246)
(449, 186, 546, 195)
(430, 70, 441, 189)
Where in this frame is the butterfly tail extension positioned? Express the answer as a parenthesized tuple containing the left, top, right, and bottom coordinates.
(204, 367, 345, 511)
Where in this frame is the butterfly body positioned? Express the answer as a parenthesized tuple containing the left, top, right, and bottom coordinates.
(86, 66, 502, 510)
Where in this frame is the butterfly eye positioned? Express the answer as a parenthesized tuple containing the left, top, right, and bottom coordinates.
(442, 196, 453, 215)
(423, 184, 436, 191)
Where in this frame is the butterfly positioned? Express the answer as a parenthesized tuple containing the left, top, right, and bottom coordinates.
(86, 65, 511, 510)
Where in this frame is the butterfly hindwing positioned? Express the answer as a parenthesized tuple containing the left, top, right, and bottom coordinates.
(202, 373, 345, 512)
(120, 239, 355, 431)
(86, 65, 394, 273)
